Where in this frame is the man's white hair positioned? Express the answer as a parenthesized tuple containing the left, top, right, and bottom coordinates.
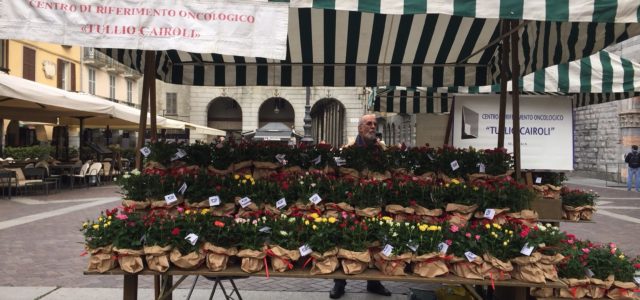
(358, 114, 377, 126)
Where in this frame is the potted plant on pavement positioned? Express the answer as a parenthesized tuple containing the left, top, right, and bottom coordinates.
(560, 187, 599, 221)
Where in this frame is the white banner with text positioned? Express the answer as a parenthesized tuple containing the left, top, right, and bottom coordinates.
(452, 95, 573, 171)
(0, 0, 289, 60)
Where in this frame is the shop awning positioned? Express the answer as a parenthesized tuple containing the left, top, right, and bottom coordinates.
(372, 51, 640, 113)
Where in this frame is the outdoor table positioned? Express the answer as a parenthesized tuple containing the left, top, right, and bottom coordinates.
(24, 180, 56, 195)
(85, 266, 567, 300)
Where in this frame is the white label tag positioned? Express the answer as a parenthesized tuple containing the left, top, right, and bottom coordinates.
(478, 163, 486, 173)
(407, 242, 418, 252)
(139, 234, 146, 244)
(427, 153, 435, 161)
(450, 160, 459, 171)
(520, 243, 535, 256)
(259, 226, 271, 233)
(484, 209, 496, 220)
(164, 193, 178, 204)
(309, 193, 322, 205)
(185, 233, 199, 245)
(239, 197, 252, 208)
(634, 276, 640, 285)
(275, 154, 287, 165)
(333, 157, 347, 166)
(299, 244, 312, 256)
(178, 183, 187, 195)
(437, 242, 449, 254)
(276, 198, 287, 209)
(585, 268, 594, 278)
(177, 148, 187, 158)
(381, 244, 394, 257)
(311, 155, 321, 165)
(535, 177, 542, 184)
(140, 147, 151, 157)
(208, 196, 220, 207)
(464, 251, 478, 262)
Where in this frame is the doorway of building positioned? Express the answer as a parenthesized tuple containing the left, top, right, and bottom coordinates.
(258, 97, 294, 129)
(310, 98, 345, 147)
(207, 97, 243, 139)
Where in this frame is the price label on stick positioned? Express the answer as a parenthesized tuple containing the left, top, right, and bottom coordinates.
(382, 244, 394, 257)
(239, 197, 252, 208)
(520, 243, 535, 256)
(177, 149, 187, 158)
(309, 193, 322, 205)
(427, 153, 435, 161)
(178, 183, 187, 195)
(464, 251, 478, 262)
(259, 226, 271, 233)
(275, 154, 287, 165)
(208, 196, 220, 207)
(535, 177, 542, 184)
(478, 163, 486, 173)
(334, 157, 347, 166)
(407, 241, 418, 252)
(484, 208, 496, 220)
(276, 198, 287, 209)
(164, 193, 178, 204)
(311, 155, 321, 165)
(299, 244, 312, 256)
(634, 276, 640, 285)
(585, 268, 595, 278)
(437, 242, 449, 254)
(450, 160, 459, 171)
(185, 233, 199, 246)
(140, 147, 151, 157)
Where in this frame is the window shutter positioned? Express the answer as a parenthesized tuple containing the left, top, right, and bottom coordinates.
(57, 59, 63, 88)
(70, 62, 76, 91)
(22, 47, 35, 81)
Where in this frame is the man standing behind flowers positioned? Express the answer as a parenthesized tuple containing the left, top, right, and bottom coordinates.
(330, 114, 390, 299)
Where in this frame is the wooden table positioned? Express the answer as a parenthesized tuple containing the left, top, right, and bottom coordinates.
(85, 266, 567, 300)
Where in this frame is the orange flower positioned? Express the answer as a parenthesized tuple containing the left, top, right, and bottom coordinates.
(214, 221, 225, 228)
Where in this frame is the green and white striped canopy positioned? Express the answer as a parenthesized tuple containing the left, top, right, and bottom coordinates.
(281, 0, 640, 23)
(101, 1, 640, 88)
(371, 51, 640, 113)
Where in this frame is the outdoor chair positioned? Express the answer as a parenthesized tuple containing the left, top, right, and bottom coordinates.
(71, 162, 91, 189)
(101, 162, 119, 182)
(0, 169, 15, 199)
(4, 168, 47, 195)
(86, 162, 103, 186)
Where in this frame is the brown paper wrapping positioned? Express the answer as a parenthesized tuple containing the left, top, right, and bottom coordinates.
(87, 245, 117, 273)
(252, 161, 280, 180)
(580, 205, 595, 220)
(412, 253, 449, 278)
(114, 247, 144, 274)
(337, 249, 371, 275)
(506, 210, 539, 227)
(323, 202, 355, 218)
(606, 281, 640, 299)
(207, 165, 232, 176)
(338, 167, 360, 179)
(412, 205, 443, 224)
(144, 245, 172, 273)
(511, 253, 545, 283)
(169, 248, 205, 270)
(150, 198, 182, 209)
(203, 243, 238, 272)
(211, 202, 237, 217)
(445, 203, 478, 227)
(310, 248, 340, 275)
(285, 202, 324, 217)
(473, 208, 510, 224)
(253, 161, 280, 169)
(537, 253, 564, 282)
(185, 199, 211, 209)
(121, 199, 150, 210)
(562, 205, 582, 221)
(355, 207, 381, 218)
(588, 276, 614, 298)
(449, 256, 485, 280)
(237, 249, 266, 273)
(385, 204, 415, 222)
(361, 169, 391, 180)
(266, 245, 300, 273)
(282, 166, 304, 175)
(530, 287, 555, 297)
(232, 161, 253, 173)
(373, 252, 412, 276)
(558, 278, 590, 298)
(235, 196, 261, 218)
(144, 161, 166, 170)
(481, 254, 513, 280)
(261, 203, 282, 216)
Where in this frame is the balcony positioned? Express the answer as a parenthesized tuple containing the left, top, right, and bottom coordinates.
(83, 48, 106, 68)
(124, 70, 142, 80)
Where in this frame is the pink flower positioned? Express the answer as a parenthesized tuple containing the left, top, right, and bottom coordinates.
(567, 239, 575, 245)
(115, 214, 128, 220)
(581, 248, 590, 254)
(341, 211, 348, 219)
(450, 225, 459, 233)
(465, 232, 471, 238)
(609, 242, 616, 249)
(610, 248, 617, 255)
(475, 235, 480, 240)
(177, 206, 184, 213)
(445, 239, 453, 246)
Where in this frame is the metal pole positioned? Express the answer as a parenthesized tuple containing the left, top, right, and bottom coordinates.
(135, 51, 152, 170)
(511, 20, 522, 181)
(498, 20, 510, 149)
(301, 86, 313, 144)
(147, 51, 157, 142)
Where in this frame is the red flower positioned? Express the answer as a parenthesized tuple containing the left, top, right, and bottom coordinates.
(339, 222, 347, 228)
(171, 228, 180, 236)
(633, 263, 640, 269)
(519, 225, 530, 238)
(214, 221, 225, 228)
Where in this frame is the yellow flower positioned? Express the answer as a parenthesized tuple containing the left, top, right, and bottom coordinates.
(314, 217, 322, 223)
(503, 241, 508, 246)
(418, 225, 428, 232)
(321, 217, 328, 223)
(427, 225, 438, 231)
(234, 174, 240, 180)
(242, 179, 247, 184)
(304, 220, 310, 225)
(309, 213, 320, 219)
(508, 230, 513, 235)
(251, 180, 255, 185)
(104, 221, 111, 227)
(436, 226, 442, 231)
(92, 224, 99, 229)
(107, 216, 112, 220)
(618, 254, 625, 259)
(98, 217, 103, 222)
(312, 224, 318, 230)
(185, 210, 191, 215)
(445, 183, 450, 188)
(381, 216, 393, 222)
(244, 174, 251, 180)
(328, 217, 337, 224)
(485, 224, 491, 229)
(82, 222, 88, 228)
(451, 179, 460, 185)
(473, 186, 479, 191)
(200, 208, 210, 215)
(492, 223, 501, 229)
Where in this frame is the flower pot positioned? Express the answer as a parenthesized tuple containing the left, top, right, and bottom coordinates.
(337, 248, 371, 275)
(536, 253, 563, 282)
(360, 169, 391, 180)
(481, 254, 513, 280)
(588, 275, 614, 298)
(579, 205, 596, 220)
(323, 202, 354, 218)
(412, 252, 449, 278)
(121, 199, 150, 210)
(473, 208, 510, 224)
(211, 202, 237, 217)
(237, 249, 266, 273)
(86, 245, 117, 273)
(373, 251, 412, 276)
(505, 210, 539, 227)
(252, 161, 280, 180)
(285, 202, 324, 217)
(449, 255, 484, 280)
(445, 203, 478, 227)
(265, 245, 300, 273)
(562, 205, 582, 221)
(203, 243, 237, 272)
(606, 280, 640, 299)
(411, 205, 443, 224)
(557, 278, 590, 298)
(338, 167, 360, 179)
(385, 204, 415, 222)
(529, 287, 555, 297)
(355, 207, 381, 218)
(309, 248, 339, 275)
(144, 245, 172, 273)
(511, 253, 546, 283)
(207, 165, 232, 176)
(232, 160, 253, 175)
(114, 247, 144, 274)
(169, 248, 205, 270)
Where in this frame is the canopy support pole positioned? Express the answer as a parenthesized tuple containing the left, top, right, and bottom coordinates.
(444, 99, 455, 146)
(135, 51, 152, 170)
(0, 118, 4, 157)
(510, 20, 522, 181)
(148, 51, 157, 142)
(498, 20, 510, 149)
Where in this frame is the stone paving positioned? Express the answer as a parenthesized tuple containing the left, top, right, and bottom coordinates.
(0, 176, 638, 296)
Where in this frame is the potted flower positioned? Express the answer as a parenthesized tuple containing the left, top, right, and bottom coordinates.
(208, 175, 238, 217)
(584, 245, 617, 298)
(302, 214, 342, 275)
(233, 174, 262, 218)
(475, 222, 519, 282)
(560, 188, 598, 221)
(406, 145, 437, 177)
(111, 210, 146, 273)
(252, 142, 288, 180)
(556, 239, 591, 298)
(348, 177, 384, 218)
(263, 215, 302, 272)
(200, 216, 238, 271)
(285, 172, 326, 218)
(209, 140, 235, 175)
(230, 139, 254, 175)
(445, 223, 484, 279)
(146, 173, 180, 209)
(183, 170, 214, 208)
(81, 208, 118, 273)
(435, 179, 479, 227)
(184, 141, 213, 167)
(412, 222, 449, 278)
(321, 177, 355, 219)
(336, 215, 372, 275)
(474, 177, 535, 224)
(607, 253, 640, 299)
(371, 218, 414, 276)
(145, 141, 180, 169)
(169, 209, 206, 269)
(235, 217, 269, 273)
(512, 223, 566, 283)
(117, 169, 149, 209)
(142, 210, 176, 272)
